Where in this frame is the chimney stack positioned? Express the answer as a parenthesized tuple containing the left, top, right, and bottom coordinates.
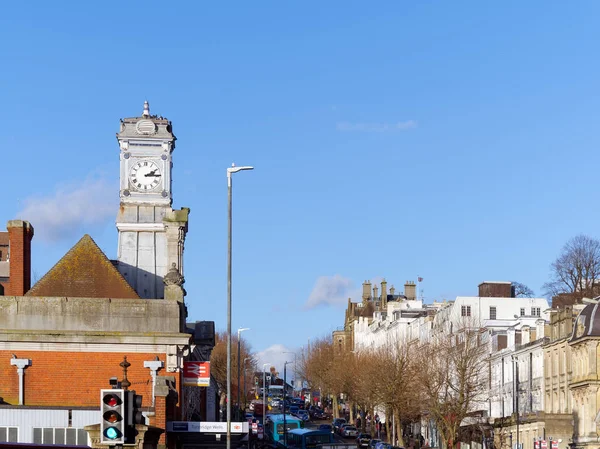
(381, 279, 388, 310)
(6, 220, 34, 296)
(362, 280, 372, 305)
(404, 281, 416, 300)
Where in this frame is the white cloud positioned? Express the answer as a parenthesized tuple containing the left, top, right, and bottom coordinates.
(304, 274, 356, 309)
(255, 344, 299, 379)
(16, 176, 117, 242)
(336, 120, 417, 132)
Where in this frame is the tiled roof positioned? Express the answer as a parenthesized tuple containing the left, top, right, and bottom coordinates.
(26, 234, 139, 299)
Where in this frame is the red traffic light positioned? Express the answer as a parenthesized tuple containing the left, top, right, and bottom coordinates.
(103, 394, 122, 407)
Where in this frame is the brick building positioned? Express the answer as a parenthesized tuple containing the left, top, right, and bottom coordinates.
(0, 103, 194, 449)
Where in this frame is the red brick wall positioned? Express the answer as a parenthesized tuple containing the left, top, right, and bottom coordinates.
(5, 221, 33, 296)
(153, 396, 167, 446)
(0, 351, 165, 407)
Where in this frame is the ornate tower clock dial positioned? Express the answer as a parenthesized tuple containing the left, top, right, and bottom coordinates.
(129, 160, 162, 191)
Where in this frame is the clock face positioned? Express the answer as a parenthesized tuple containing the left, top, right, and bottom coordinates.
(129, 160, 162, 191)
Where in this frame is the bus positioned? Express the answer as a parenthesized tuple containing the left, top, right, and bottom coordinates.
(284, 428, 335, 449)
(264, 414, 302, 445)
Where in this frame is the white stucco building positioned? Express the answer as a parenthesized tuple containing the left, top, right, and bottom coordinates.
(345, 280, 551, 449)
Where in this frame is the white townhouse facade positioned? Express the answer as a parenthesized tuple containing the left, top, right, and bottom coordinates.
(345, 280, 551, 449)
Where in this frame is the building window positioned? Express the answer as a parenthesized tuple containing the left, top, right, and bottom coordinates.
(33, 428, 88, 446)
(0, 428, 18, 443)
(461, 305, 471, 317)
(489, 306, 497, 320)
(532, 307, 540, 317)
(520, 308, 525, 316)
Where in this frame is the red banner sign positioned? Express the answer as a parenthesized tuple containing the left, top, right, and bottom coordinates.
(183, 361, 210, 387)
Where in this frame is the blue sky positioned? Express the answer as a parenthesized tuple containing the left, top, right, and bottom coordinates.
(1, 1, 599, 374)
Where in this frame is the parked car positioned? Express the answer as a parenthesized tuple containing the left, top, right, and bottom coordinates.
(368, 439, 382, 449)
(356, 433, 372, 447)
(309, 406, 330, 420)
(338, 422, 358, 435)
(332, 418, 347, 434)
(318, 424, 333, 433)
(289, 405, 300, 416)
(375, 443, 392, 449)
(295, 410, 310, 421)
(342, 425, 358, 438)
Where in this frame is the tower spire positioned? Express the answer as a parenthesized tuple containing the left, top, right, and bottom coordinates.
(142, 100, 150, 117)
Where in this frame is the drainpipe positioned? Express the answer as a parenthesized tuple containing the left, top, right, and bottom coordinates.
(10, 358, 31, 405)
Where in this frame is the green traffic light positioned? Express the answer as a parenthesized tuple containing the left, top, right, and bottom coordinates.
(104, 427, 120, 440)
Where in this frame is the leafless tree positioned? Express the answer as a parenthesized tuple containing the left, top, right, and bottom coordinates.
(369, 337, 420, 446)
(209, 331, 255, 408)
(542, 234, 600, 301)
(418, 322, 488, 449)
(298, 336, 338, 413)
(512, 282, 534, 298)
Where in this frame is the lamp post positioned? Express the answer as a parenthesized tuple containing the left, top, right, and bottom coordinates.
(262, 362, 270, 424)
(283, 351, 297, 396)
(243, 357, 251, 412)
(283, 361, 292, 448)
(226, 163, 254, 449)
(237, 327, 250, 416)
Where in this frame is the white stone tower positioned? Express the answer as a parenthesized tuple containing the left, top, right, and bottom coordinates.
(115, 101, 189, 299)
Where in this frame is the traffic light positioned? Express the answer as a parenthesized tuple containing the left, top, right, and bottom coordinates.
(126, 390, 144, 426)
(124, 390, 144, 443)
(100, 389, 125, 445)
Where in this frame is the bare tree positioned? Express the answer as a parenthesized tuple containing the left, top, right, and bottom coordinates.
(371, 337, 420, 446)
(299, 336, 338, 413)
(418, 324, 488, 449)
(543, 234, 600, 301)
(512, 282, 534, 298)
(209, 331, 255, 408)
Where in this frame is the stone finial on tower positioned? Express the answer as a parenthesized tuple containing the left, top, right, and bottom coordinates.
(142, 100, 150, 117)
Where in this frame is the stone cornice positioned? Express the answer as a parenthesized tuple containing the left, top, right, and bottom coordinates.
(0, 329, 190, 346)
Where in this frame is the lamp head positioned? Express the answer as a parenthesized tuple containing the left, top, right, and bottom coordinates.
(227, 163, 254, 175)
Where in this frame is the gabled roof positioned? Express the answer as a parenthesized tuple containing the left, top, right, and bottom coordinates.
(26, 234, 139, 299)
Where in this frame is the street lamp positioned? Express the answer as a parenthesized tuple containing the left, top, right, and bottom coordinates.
(237, 327, 250, 415)
(226, 163, 254, 449)
(243, 357, 251, 411)
(262, 362, 271, 424)
(283, 361, 293, 448)
(283, 351, 297, 396)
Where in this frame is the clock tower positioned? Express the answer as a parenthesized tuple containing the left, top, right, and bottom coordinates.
(115, 101, 189, 299)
